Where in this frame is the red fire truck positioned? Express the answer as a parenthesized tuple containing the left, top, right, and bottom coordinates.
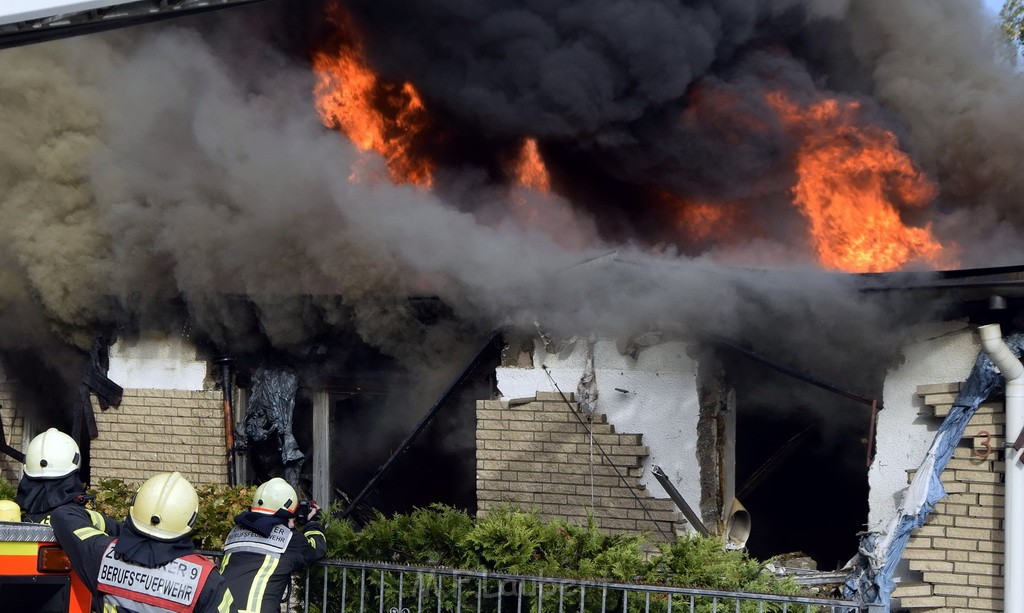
(0, 521, 91, 612)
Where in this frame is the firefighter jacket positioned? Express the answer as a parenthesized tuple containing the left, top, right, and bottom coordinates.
(219, 511, 327, 613)
(51, 505, 237, 613)
(15, 472, 118, 533)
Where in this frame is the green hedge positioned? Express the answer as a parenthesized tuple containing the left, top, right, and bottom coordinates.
(3, 478, 803, 599)
(315, 503, 801, 593)
(0, 476, 15, 500)
(303, 504, 806, 613)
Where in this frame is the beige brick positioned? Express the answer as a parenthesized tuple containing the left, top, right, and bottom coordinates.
(933, 540, 978, 552)
(543, 442, 579, 454)
(901, 597, 946, 609)
(946, 550, 1003, 565)
(907, 535, 932, 548)
(965, 598, 999, 610)
(933, 584, 978, 597)
(477, 409, 502, 420)
(898, 596, 946, 608)
(953, 561, 999, 575)
(976, 586, 1005, 599)
(946, 527, 992, 540)
(548, 472, 588, 486)
(915, 525, 945, 538)
(535, 391, 571, 402)
(947, 458, 994, 471)
(967, 504, 1004, 519)
(893, 582, 933, 598)
(909, 560, 954, 572)
(978, 494, 1005, 506)
(905, 547, 946, 561)
(534, 493, 568, 505)
(954, 516, 1002, 530)
(918, 382, 961, 394)
(968, 482, 1003, 495)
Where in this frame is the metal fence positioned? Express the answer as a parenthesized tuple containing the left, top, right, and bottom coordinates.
(281, 559, 878, 613)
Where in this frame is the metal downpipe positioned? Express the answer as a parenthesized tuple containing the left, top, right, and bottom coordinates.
(979, 323, 1024, 613)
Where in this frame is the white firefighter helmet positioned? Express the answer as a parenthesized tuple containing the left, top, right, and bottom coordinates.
(251, 477, 298, 515)
(0, 499, 21, 522)
(129, 472, 199, 540)
(23, 428, 80, 478)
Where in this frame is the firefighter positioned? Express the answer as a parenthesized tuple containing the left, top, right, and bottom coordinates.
(220, 477, 326, 613)
(50, 471, 237, 613)
(13, 427, 117, 534)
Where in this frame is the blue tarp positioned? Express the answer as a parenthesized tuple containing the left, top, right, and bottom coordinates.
(846, 331, 1024, 608)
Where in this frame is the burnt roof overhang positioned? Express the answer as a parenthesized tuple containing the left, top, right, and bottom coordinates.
(853, 263, 1024, 307)
(0, 0, 272, 50)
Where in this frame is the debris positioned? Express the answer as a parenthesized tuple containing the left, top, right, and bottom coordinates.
(242, 367, 304, 487)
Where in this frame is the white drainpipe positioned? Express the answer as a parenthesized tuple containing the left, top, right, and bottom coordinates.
(979, 323, 1024, 613)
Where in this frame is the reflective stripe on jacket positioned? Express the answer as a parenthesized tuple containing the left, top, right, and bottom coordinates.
(220, 522, 326, 613)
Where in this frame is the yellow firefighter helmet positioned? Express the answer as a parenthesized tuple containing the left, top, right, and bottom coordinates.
(251, 477, 298, 515)
(128, 472, 198, 540)
(23, 428, 80, 478)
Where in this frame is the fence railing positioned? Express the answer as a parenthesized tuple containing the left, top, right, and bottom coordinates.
(279, 559, 877, 613)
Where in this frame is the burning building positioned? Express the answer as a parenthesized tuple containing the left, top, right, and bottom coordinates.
(0, 0, 1023, 610)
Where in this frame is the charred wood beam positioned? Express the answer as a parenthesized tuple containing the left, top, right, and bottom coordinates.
(340, 331, 502, 519)
(715, 338, 879, 407)
(716, 339, 882, 466)
(214, 357, 236, 487)
(75, 337, 123, 482)
(736, 424, 814, 501)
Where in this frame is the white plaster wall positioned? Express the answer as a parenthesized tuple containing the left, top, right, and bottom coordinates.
(868, 320, 979, 530)
(108, 334, 209, 391)
(496, 339, 704, 516)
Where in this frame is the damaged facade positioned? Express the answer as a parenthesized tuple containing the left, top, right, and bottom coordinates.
(0, 265, 1020, 612)
(479, 266, 1024, 612)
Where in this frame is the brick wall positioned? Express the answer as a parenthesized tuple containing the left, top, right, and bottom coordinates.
(90, 388, 228, 486)
(476, 392, 684, 541)
(0, 382, 26, 485)
(892, 382, 1004, 611)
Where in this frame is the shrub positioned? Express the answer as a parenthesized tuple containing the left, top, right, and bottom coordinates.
(300, 505, 807, 613)
(647, 534, 803, 595)
(0, 475, 16, 500)
(89, 477, 134, 522)
(192, 483, 257, 549)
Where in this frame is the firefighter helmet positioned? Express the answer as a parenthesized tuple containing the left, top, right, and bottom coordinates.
(0, 499, 20, 522)
(128, 472, 198, 540)
(23, 428, 80, 478)
(251, 477, 298, 515)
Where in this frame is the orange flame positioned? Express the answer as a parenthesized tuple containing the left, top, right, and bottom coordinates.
(677, 201, 729, 242)
(767, 91, 954, 272)
(513, 138, 551, 193)
(311, 7, 434, 186)
(654, 189, 745, 247)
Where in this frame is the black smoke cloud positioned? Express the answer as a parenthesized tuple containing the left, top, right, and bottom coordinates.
(338, 0, 816, 199)
(0, 0, 1015, 418)
(342, 0, 782, 138)
(336, 0, 1024, 264)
